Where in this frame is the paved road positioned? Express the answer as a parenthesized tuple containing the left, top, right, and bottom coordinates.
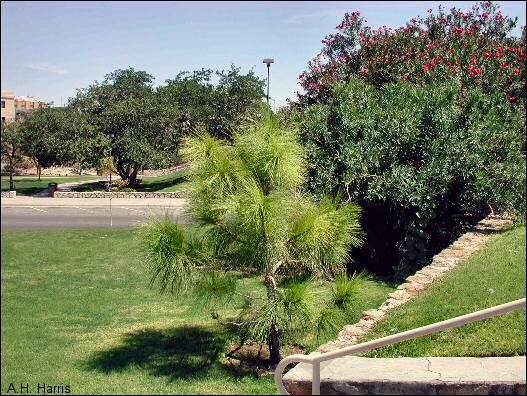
(1, 198, 189, 229)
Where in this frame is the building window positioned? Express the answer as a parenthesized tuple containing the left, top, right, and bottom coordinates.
(2, 117, 5, 123)
(31, 102, 35, 109)
(1, 100, 5, 108)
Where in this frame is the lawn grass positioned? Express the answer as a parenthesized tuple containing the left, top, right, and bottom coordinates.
(360, 225, 526, 358)
(1, 227, 393, 395)
(1, 175, 99, 196)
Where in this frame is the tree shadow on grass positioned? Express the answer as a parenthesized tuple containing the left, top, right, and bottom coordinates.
(84, 324, 269, 383)
(71, 175, 188, 192)
(85, 325, 230, 380)
(137, 175, 188, 192)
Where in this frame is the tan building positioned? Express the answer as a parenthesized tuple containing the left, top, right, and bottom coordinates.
(1, 90, 16, 123)
(15, 95, 47, 111)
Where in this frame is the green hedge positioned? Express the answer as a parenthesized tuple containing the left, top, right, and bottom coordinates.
(296, 77, 525, 277)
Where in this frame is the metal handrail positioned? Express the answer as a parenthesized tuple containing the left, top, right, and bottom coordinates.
(274, 298, 526, 395)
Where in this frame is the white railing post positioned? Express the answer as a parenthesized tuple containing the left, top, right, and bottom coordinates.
(275, 298, 526, 395)
(312, 361, 321, 395)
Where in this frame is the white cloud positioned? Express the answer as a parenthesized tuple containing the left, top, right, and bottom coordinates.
(25, 62, 67, 75)
(282, 10, 344, 25)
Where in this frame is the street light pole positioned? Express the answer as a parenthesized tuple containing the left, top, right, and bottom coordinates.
(263, 58, 275, 105)
(266, 64, 270, 104)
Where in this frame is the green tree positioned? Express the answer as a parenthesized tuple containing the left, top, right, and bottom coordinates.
(1, 121, 24, 190)
(158, 65, 265, 141)
(58, 109, 109, 176)
(212, 65, 266, 139)
(68, 68, 180, 185)
(19, 108, 64, 180)
(139, 109, 364, 363)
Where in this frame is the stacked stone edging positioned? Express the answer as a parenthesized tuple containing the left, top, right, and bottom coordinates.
(317, 215, 513, 353)
(54, 191, 186, 199)
(1, 191, 16, 198)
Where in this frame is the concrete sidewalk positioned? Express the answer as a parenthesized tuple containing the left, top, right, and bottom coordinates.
(283, 355, 526, 395)
(32, 178, 108, 197)
(1, 196, 188, 207)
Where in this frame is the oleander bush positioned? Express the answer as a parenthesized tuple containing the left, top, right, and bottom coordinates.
(289, 2, 526, 278)
(295, 2, 525, 107)
(296, 77, 525, 278)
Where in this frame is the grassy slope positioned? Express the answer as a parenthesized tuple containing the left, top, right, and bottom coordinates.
(1, 227, 392, 395)
(138, 169, 190, 192)
(361, 226, 526, 358)
(1, 176, 99, 196)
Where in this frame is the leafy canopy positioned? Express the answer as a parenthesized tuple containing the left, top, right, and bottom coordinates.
(68, 68, 181, 184)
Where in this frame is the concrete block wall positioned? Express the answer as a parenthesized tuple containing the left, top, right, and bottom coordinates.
(1, 191, 16, 198)
(54, 191, 186, 199)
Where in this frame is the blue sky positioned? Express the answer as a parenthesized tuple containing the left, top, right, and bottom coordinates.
(1, 1, 525, 109)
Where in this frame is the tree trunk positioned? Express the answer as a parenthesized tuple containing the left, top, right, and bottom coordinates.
(9, 157, 14, 191)
(265, 273, 281, 364)
(37, 163, 42, 181)
(116, 160, 140, 186)
(128, 162, 139, 186)
(268, 322, 280, 364)
(116, 160, 129, 184)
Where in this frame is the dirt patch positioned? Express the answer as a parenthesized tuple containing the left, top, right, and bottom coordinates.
(222, 341, 306, 375)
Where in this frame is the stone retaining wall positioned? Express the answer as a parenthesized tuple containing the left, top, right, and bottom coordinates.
(1, 191, 16, 198)
(317, 215, 513, 353)
(141, 163, 190, 177)
(54, 191, 186, 199)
